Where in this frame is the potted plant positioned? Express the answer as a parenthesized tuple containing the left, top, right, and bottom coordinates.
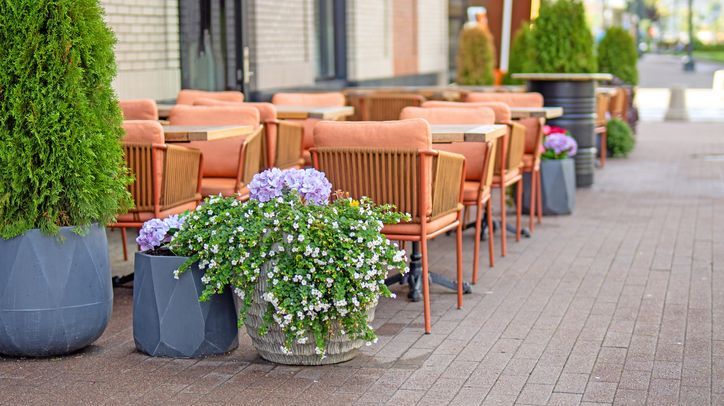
(456, 13, 496, 85)
(133, 215, 239, 358)
(526, 125, 578, 215)
(605, 118, 635, 158)
(512, 0, 611, 187)
(171, 168, 409, 365)
(0, 0, 132, 357)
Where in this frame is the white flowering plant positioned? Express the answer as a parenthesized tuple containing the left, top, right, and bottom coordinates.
(170, 168, 409, 356)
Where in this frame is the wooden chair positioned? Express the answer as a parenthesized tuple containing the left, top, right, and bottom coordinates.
(400, 106, 497, 282)
(311, 119, 466, 334)
(423, 101, 526, 257)
(119, 99, 159, 121)
(168, 105, 264, 199)
(271, 92, 347, 166)
(465, 92, 545, 232)
(176, 89, 244, 105)
(193, 98, 304, 170)
(595, 92, 611, 168)
(361, 93, 426, 121)
(111, 120, 203, 261)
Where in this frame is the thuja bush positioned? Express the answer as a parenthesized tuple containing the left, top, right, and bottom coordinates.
(528, 0, 597, 73)
(606, 118, 635, 158)
(598, 27, 639, 85)
(456, 24, 496, 85)
(504, 24, 533, 84)
(0, 0, 131, 238)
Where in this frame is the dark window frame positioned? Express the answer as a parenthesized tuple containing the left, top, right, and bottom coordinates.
(315, 0, 347, 82)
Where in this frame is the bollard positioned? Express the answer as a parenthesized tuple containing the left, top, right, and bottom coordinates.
(714, 70, 724, 100)
(664, 85, 689, 121)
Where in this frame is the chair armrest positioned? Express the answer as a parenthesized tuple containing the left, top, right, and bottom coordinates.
(275, 120, 304, 169)
(430, 151, 465, 218)
(161, 145, 202, 209)
(507, 121, 526, 171)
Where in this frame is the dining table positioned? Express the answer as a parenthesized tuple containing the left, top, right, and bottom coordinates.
(274, 105, 354, 120)
(162, 125, 255, 143)
(509, 106, 564, 120)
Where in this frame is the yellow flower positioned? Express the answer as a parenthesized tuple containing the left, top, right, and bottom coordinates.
(350, 200, 360, 207)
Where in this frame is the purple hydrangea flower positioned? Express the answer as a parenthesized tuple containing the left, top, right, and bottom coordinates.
(282, 168, 306, 191)
(249, 168, 285, 202)
(543, 133, 577, 157)
(136, 218, 169, 251)
(164, 214, 185, 231)
(299, 169, 332, 205)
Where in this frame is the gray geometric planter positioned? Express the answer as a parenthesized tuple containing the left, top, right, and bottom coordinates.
(133, 252, 238, 358)
(523, 159, 576, 215)
(0, 225, 113, 357)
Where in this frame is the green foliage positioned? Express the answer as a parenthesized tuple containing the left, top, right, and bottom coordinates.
(528, 0, 597, 73)
(597, 27, 639, 85)
(171, 193, 409, 357)
(0, 0, 131, 238)
(606, 118, 635, 157)
(504, 24, 533, 84)
(456, 24, 496, 85)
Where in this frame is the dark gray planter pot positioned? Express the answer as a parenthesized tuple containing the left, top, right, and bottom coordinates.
(523, 159, 576, 215)
(133, 252, 239, 358)
(0, 225, 112, 357)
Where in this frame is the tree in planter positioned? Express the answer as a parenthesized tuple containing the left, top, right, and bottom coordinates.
(504, 24, 533, 85)
(606, 118, 635, 157)
(0, 0, 131, 357)
(597, 27, 638, 85)
(528, 0, 597, 73)
(456, 23, 497, 85)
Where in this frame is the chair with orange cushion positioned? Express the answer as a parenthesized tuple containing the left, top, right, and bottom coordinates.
(465, 92, 545, 232)
(271, 92, 347, 166)
(311, 119, 466, 334)
(110, 120, 203, 261)
(361, 93, 426, 121)
(193, 98, 304, 170)
(175, 89, 244, 105)
(423, 100, 526, 257)
(119, 99, 159, 121)
(167, 105, 263, 199)
(595, 92, 611, 168)
(400, 106, 497, 282)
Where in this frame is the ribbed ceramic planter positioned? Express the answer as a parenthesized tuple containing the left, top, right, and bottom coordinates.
(133, 252, 239, 358)
(243, 264, 375, 366)
(0, 225, 112, 357)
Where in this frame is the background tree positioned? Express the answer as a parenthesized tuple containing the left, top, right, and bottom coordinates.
(598, 27, 639, 85)
(504, 24, 533, 84)
(0, 0, 131, 238)
(456, 24, 497, 85)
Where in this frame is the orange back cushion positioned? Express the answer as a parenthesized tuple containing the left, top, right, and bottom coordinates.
(314, 119, 431, 150)
(422, 101, 512, 123)
(120, 99, 159, 121)
(272, 92, 346, 107)
(465, 92, 544, 107)
(176, 89, 244, 105)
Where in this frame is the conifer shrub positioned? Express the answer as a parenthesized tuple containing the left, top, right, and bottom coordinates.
(504, 24, 533, 84)
(0, 0, 131, 239)
(597, 26, 639, 85)
(606, 118, 635, 157)
(456, 24, 497, 85)
(528, 0, 597, 73)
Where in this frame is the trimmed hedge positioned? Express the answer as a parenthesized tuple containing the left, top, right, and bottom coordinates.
(504, 24, 533, 84)
(456, 24, 496, 85)
(598, 27, 639, 85)
(606, 118, 635, 157)
(0, 0, 131, 238)
(528, 0, 597, 74)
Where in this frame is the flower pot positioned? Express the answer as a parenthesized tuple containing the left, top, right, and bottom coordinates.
(523, 159, 576, 215)
(0, 225, 112, 357)
(243, 264, 374, 366)
(133, 252, 239, 358)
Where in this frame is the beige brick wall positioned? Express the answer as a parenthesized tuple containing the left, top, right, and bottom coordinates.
(101, 0, 181, 100)
(249, 0, 316, 90)
(417, 0, 448, 79)
(346, 0, 394, 81)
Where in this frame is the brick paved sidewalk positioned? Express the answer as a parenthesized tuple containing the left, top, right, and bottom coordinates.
(1, 122, 723, 405)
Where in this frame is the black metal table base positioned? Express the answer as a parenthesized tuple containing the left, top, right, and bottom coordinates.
(385, 241, 472, 302)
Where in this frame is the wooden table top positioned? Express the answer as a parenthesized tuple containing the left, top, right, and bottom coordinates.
(510, 106, 564, 119)
(275, 105, 354, 120)
(163, 125, 254, 142)
(430, 124, 507, 143)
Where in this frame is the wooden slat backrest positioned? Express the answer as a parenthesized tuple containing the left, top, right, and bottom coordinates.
(123, 143, 156, 212)
(275, 121, 304, 169)
(161, 145, 201, 210)
(363, 94, 426, 121)
(241, 126, 264, 185)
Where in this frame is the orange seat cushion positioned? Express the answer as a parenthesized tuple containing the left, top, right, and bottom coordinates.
(120, 99, 158, 121)
(116, 201, 198, 223)
(176, 90, 244, 105)
(201, 178, 250, 197)
(381, 211, 459, 236)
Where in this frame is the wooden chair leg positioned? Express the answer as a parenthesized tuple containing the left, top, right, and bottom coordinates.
(420, 238, 432, 334)
(600, 131, 607, 168)
(536, 171, 543, 224)
(472, 203, 483, 284)
(516, 180, 522, 242)
(500, 186, 507, 257)
(529, 170, 536, 233)
(456, 222, 463, 309)
(487, 200, 495, 268)
(120, 227, 128, 262)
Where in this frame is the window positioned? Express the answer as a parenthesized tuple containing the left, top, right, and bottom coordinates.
(314, 0, 346, 81)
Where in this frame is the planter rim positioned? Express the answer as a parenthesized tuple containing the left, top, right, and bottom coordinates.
(511, 73, 614, 81)
(2, 223, 104, 241)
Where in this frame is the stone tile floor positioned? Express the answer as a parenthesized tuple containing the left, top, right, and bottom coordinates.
(2, 121, 724, 405)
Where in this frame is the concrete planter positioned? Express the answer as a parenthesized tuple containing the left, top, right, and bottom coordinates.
(524, 159, 576, 215)
(0, 225, 112, 357)
(133, 252, 238, 358)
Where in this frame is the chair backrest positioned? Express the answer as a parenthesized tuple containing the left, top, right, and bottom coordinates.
(422, 100, 512, 123)
(608, 87, 627, 119)
(176, 89, 244, 105)
(362, 93, 426, 121)
(313, 119, 436, 220)
(596, 93, 611, 127)
(121, 121, 165, 212)
(168, 105, 260, 178)
(120, 99, 159, 121)
(401, 106, 495, 182)
(240, 127, 264, 186)
(271, 92, 346, 107)
(465, 92, 544, 107)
